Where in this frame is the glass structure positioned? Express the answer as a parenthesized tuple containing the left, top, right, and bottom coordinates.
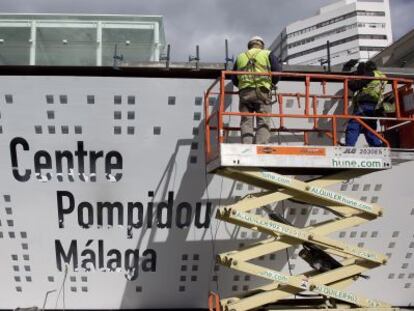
(0, 14, 166, 66)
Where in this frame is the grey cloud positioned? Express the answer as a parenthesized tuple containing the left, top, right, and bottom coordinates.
(389, 0, 414, 40)
(0, 0, 412, 62)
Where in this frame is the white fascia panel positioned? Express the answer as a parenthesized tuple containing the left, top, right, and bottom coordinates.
(294, 49, 360, 66)
(355, 1, 387, 12)
(288, 28, 359, 55)
(358, 39, 389, 47)
(356, 17, 391, 38)
(356, 16, 388, 24)
(24, 20, 156, 29)
(35, 21, 97, 28)
(102, 23, 154, 29)
(290, 40, 361, 65)
(355, 0, 392, 41)
(357, 28, 389, 37)
(0, 21, 31, 27)
(287, 17, 359, 43)
(286, 2, 356, 33)
(318, 0, 355, 14)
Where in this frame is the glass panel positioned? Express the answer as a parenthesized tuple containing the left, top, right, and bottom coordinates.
(36, 27, 96, 66)
(0, 27, 31, 65)
(102, 28, 154, 65)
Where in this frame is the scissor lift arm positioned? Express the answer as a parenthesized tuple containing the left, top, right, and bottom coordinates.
(208, 145, 401, 311)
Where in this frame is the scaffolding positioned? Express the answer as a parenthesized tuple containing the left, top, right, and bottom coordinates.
(205, 71, 414, 311)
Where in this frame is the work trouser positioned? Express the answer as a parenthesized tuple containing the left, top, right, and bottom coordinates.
(345, 103, 382, 147)
(239, 88, 272, 144)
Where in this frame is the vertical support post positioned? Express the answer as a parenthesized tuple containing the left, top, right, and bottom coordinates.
(304, 132, 309, 146)
(204, 91, 211, 161)
(312, 96, 318, 129)
(304, 76, 310, 146)
(296, 94, 301, 109)
(224, 39, 234, 70)
(189, 45, 200, 70)
(196, 45, 200, 71)
(29, 20, 37, 65)
(393, 80, 401, 118)
(208, 292, 221, 311)
(225, 39, 229, 63)
(219, 71, 225, 144)
(163, 44, 171, 70)
(326, 40, 331, 72)
(344, 79, 349, 115)
(278, 94, 284, 128)
(96, 21, 102, 66)
(305, 76, 310, 115)
(332, 116, 338, 146)
(153, 22, 160, 61)
(322, 80, 327, 95)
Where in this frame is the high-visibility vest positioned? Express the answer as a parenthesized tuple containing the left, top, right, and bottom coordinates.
(236, 48, 272, 90)
(356, 70, 387, 104)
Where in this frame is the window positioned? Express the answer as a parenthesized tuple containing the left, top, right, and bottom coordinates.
(287, 10, 385, 38)
(287, 35, 387, 61)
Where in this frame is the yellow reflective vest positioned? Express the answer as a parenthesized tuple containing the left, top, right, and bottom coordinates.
(236, 48, 272, 90)
(356, 70, 387, 104)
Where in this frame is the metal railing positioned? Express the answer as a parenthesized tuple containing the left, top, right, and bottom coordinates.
(204, 71, 414, 162)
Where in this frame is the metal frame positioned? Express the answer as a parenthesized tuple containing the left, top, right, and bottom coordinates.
(0, 14, 165, 65)
(203, 72, 411, 311)
(204, 71, 414, 163)
(211, 166, 391, 311)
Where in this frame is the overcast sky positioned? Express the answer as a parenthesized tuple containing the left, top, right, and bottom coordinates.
(0, 0, 412, 62)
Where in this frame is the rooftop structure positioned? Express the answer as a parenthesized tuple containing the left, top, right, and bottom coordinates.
(371, 28, 414, 68)
(0, 13, 166, 66)
(270, 0, 392, 66)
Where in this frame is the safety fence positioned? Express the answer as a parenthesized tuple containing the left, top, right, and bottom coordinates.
(204, 71, 414, 162)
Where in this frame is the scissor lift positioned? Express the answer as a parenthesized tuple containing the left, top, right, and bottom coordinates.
(205, 71, 414, 311)
(208, 144, 396, 311)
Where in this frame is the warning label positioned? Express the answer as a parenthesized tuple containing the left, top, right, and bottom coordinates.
(256, 146, 326, 156)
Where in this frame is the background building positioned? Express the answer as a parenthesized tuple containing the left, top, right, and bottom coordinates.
(0, 14, 166, 66)
(270, 0, 392, 66)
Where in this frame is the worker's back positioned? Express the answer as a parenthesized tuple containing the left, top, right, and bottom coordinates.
(235, 48, 272, 90)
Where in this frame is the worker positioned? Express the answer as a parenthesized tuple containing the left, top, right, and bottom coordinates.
(231, 36, 281, 144)
(343, 60, 386, 147)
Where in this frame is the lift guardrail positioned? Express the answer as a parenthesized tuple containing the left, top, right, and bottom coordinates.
(204, 71, 414, 163)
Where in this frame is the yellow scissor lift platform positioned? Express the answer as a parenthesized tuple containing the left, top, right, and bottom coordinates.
(208, 144, 403, 311)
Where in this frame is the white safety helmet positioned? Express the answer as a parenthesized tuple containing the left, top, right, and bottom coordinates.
(248, 36, 265, 48)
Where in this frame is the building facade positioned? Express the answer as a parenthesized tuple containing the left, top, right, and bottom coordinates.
(0, 14, 166, 66)
(270, 0, 392, 66)
(371, 28, 414, 68)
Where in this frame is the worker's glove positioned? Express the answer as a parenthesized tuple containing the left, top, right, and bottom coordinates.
(342, 59, 359, 72)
